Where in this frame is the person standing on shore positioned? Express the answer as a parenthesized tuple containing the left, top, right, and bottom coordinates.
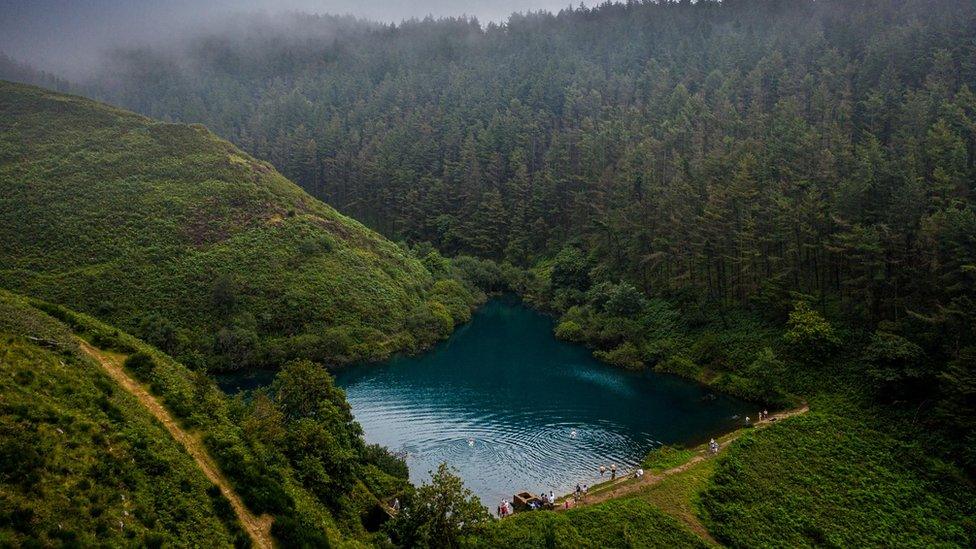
(611, 463, 617, 480)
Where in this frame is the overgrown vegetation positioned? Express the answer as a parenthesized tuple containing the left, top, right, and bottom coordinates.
(0, 291, 247, 547)
(5, 291, 415, 546)
(701, 412, 976, 547)
(388, 463, 491, 548)
(0, 81, 482, 373)
(469, 497, 708, 548)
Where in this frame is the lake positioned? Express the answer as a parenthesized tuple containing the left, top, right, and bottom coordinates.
(330, 296, 751, 509)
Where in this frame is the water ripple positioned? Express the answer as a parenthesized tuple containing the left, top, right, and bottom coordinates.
(329, 298, 752, 509)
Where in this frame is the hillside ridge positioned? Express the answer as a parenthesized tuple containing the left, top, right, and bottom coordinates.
(0, 79, 481, 372)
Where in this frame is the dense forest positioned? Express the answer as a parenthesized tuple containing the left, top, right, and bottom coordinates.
(83, 0, 976, 471)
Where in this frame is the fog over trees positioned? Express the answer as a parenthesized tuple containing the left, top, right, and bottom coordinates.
(0, 0, 571, 78)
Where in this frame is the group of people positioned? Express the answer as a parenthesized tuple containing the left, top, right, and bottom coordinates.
(499, 410, 781, 519)
(598, 463, 618, 480)
(526, 490, 556, 511)
(745, 409, 770, 426)
(574, 483, 589, 503)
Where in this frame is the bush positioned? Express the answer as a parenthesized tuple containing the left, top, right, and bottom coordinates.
(406, 301, 454, 346)
(642, 446, 695, 472)
(363, 444, 408, 480)
(701, 413, 976, 548)
(124, 352, 156, 382)
(863, 331, 926, 388)
(271, 513, 331, 548)
(594, 342, 644, 369)
(550, 246, 591, 292)
(452, 255, 506, 291)
(783, 301, 840, 361)
(430, 279, 476, 325)
(655, 355, 702, 378)
(605, 283, 645, 317)
(387, 464, 490, 547)
(554, 320, 584, 342)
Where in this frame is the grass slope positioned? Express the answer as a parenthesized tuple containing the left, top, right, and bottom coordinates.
(471, 497, 709, 548)
(0, 291, 247, 547)
(0, 80, 478, 371)
(700, 411, 976, 548)
(1, 289, 418, 546)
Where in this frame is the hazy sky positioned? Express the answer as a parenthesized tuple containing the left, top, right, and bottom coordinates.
(0, 0, 576, 78)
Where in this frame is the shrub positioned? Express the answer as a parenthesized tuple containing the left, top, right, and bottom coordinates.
(452, 255, 506, 291)
(387, 463, 490, 547)
(605, 283, 645, 317)
(430, 279, 475, 324)
(863, 331, 926, 388)
(783, 301, 839, 361)
(124, 352, 156, 382)
(554, 320, 584, 342)
(744, 347, 791, 406)
(363, 444, 408, 480)
(655, 355, 702, 378)
(271, 513, 331, 548)
(550, 246, 591, 292)
(642, 446, 695, 472)
(594, 342, 644, 369)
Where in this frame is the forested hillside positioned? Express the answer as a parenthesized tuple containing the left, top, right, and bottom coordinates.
(0, 81, 482, 372)
(88, 0, 976, 472)
(94, 0, 975, 311)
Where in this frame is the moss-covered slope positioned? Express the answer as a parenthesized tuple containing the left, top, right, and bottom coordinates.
(0, 80, 478, 371)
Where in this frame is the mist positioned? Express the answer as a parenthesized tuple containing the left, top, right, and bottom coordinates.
(0, 0, 575, 80)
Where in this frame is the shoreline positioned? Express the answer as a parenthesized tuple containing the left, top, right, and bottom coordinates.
(500, 404, 810, 516)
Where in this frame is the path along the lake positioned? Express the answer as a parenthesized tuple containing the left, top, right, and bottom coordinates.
(552, 404, 810, 509)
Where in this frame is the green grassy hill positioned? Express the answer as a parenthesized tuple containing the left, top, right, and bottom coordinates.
(0, 80, 479, 371)
(0, 289, 416, 546)
(0, 291, 247, 547)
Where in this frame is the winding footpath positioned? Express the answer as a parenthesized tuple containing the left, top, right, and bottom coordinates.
(557, 404, 810, 509)
(77, 339, 274, 549)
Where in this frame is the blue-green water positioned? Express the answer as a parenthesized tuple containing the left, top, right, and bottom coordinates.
(331, 296, 751, 508)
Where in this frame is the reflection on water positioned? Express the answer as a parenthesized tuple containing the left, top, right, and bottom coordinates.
(331, 296, 752, 507)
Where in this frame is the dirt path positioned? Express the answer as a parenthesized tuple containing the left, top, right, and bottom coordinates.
(78, 339, 274, 549)
(558, 405, 810, 509)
